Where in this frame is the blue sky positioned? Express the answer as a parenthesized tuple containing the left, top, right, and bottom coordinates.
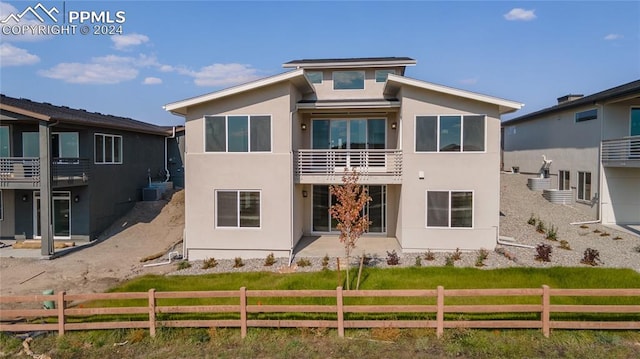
(1, 1, 638, 126)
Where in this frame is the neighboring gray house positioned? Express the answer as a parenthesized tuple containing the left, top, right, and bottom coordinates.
(502, 80, 640, 227)
(165, 57, 523, 260)
(0, 95, 178, 256)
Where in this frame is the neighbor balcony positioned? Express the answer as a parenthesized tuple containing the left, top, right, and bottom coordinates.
(601, 136, 640, 168)
(295, 149, 402, 184)
(0, 157, 90, 189)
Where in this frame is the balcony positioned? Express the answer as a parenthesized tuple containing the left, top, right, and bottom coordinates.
(0, 157, 90, 189)
(601, 136, 640, 168)
(295, 149, 402, 184)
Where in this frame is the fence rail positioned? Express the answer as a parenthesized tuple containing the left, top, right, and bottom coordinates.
(1, 286, 639, 338)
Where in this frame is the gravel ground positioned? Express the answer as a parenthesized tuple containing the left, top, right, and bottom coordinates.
(172, 173, 640, 276)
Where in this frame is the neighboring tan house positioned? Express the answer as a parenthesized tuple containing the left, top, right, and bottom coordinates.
(165, 57, 523, 260)
(0, 95, 177, 257)
(502, 80, 640, 227)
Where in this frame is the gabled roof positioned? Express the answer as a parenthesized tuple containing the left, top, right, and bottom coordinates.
(503, 79, 640, 125)
(283, 57, 416, 69)
(383, 74, 524, 115)
(164, 69, 313, 116)
(0, 94, 170, 135)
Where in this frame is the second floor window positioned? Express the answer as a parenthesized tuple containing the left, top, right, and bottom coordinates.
(333, 71, 365, 90)
(95, 134, 123, 164)
(205, 115, 271, 152)
(52, 132, 79, 158)
(416, 115, 485, 152)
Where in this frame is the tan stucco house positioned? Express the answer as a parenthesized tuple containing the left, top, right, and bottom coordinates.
(165, 57, 523, 260)
(503, 80, 640, 229)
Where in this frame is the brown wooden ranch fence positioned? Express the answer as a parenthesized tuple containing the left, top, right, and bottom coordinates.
(1, 286, 638, 338)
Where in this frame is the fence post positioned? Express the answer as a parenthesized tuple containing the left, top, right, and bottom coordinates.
(542, 285, 550, 338)
(436, 286, 444, 338)
(336, 286, 344, 337)
(57, 291, 65, 336)
(148, 289, 156, 337)
(240, 287, 247, 338)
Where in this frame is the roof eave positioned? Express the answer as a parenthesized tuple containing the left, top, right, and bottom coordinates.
(164, 69, 311, 116)
(0, 103, 51, 121)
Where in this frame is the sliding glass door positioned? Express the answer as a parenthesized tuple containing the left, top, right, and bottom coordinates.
(312, 185, 386, 233)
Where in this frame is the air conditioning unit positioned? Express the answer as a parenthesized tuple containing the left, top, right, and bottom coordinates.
(142, 188, 161, 201)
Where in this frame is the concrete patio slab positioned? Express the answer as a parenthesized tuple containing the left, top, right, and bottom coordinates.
(293, 235, 401, 258)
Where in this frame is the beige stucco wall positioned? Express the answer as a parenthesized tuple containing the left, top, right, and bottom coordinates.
(397, 86, 502, 251)
(601, 167, 640, 224)
(183, 81, 298, 260)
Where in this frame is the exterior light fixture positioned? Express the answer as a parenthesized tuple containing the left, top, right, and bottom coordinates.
(74, 195, 80, 203)
(22, 195, 29, 202)
(302, 190, 308, 198)
(301, 123, 307, 131)
(391, 122, 397, 130)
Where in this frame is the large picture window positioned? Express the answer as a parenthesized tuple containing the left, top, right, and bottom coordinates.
(416, 115, 485, 152)
(333, 71, 365, 90)
(577, 171, 591, 201)
(216, 190, 261, 228)
(95, 134, 122, 164)
(426, 191, 473, 228)
(205, 115, 271, 152)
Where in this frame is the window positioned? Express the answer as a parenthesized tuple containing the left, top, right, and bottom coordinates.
(306, 71, 323, 84)
(22, 132, 39, 157)
(375, 69, 395, 82)
(416, 115, 485, 152)
(0, 126, 9, 157)
(426, 191, 473, 228)
(558, 170, 570, 190)
(95, 134, 123, 164)
(0, 190, 3, 220)
(333, 71, 365, 90)
(216, 190, 260, 228)
(577, 171, 591, 201)
(575, 109, 597, 123)
(52, 132, 79, 158)
(205, 115, 271, 152)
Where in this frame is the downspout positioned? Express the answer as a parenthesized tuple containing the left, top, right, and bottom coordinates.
(289, 110, 294, 266)
(164, 126, 176, 182)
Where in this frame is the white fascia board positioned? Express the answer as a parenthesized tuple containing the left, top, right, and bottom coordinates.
(164, 69, 310, 115)
(283, 60, 417, 69)
(384, 74, 524, 114)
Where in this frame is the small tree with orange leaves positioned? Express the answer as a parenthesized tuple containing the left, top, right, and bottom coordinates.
(329, 169, 371, 289)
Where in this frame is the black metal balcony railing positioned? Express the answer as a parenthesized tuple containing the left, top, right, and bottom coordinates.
(52, 158, 90, 184)
(0, 157, 90, 187)
(601, 136, 640, 165)
(295, 149, 402, 179)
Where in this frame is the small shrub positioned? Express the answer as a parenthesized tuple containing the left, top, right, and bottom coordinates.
(321, 254, 330, 269)
(176, 260, 191, 270)
(386, 250, 400, 265)
(613, 236, 623, 240)
(527, 213, 537, 226)
(599, 232, 610, 237)
(444, 254, 455, 267)
(495, 247, 517, 262)
(558, 240, 571, 250)
(593, 229, 602, 234)
(233, 257, 244, 268)
(581, 248, 601, 266)
(545, 225, 558, 241)
(361, 254, 372, 266)
(451, 248, 462, 261)
(264, 252, 276, 266)
(415, 256, 422, 267)
(424, 249, 436, 261)
(536, 220, 546, 234)
(579, 224, 589, 229)
(296, 258, 312, 267)
(535, 243, 552, 262)
(475, 248, 489, 267)
(202, 257, 218, 269)
(633, 245, 640, 253)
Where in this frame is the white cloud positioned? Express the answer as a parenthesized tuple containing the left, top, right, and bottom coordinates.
(504, 8, 536, 21)
(37, 54, 169, 84)
(604, 33, 622, 41)
(143, 77, 162, 85)
(178, 63, 262, 87)
(111, 33, 149, 50)
(0, 43, 39, 66)
(459, 77, 478, 85)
